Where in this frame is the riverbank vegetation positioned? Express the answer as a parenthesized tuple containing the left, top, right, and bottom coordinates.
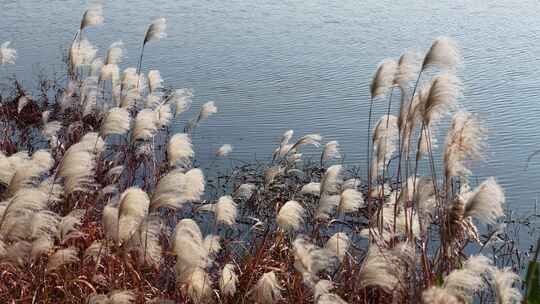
(0, 4, 534, 304)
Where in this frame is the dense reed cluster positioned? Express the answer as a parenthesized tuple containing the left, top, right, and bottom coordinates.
(0, 4, 528, 304)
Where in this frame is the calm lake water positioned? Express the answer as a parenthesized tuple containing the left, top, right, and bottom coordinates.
(2, 1, 540, 223)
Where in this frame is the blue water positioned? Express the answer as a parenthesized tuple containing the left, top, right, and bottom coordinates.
(2, 0, 540, 225)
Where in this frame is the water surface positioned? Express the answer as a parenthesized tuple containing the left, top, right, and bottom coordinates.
(2, 0, 540, 223)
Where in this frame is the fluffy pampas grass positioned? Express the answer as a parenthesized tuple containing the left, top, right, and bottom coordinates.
(444, 110, 486, 181)
(172, 88, 193, 117)
(0, 42, 17, 65)
(148, 70, 163, 93)
(463, 177, 505, 225)
(292, 236, 331, 285)
(442, 255, 493, 302)
(132, 109, 159, 141)
(117, 187, 149, 245)
(301, 182, 321, 196)
(493, 268, 522, 304)
(70, 38, 98, 68)
(100, 107, 131, 137)
(337, 189, 364, 215)
(216, 144, 233, 157)
(58, 132, 104, 194)
(167, 133, 194, 168)
(422, 36, 462, 70)
(105, 41, 124, 65)
(144, 18, 167, 44)
(251, 271, 283, 304)
(150, 168, 205, 210)
(80, 4, 104, 31)
(173, 219, 220, 282)
(277, 200, 305, 231)
(320, 165, 342, 195)
(325, 232, 349, 261)
(370, 59, 397, 98)
(321, 140, 340, 164)
(220, 263, 238, 297)
(371, 115, 398, 178)
(215, 195, 237, 226)
(420, 73, 462, 127)
(47, 247, 79, 271)
(358, 243, 414, 292)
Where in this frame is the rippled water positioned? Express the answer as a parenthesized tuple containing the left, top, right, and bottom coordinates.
(2, 0, 540, 219)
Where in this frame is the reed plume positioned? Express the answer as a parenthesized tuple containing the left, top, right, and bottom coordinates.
(47, 247, 79, 271)
(301, 182, 321, 196)
(462, 177, 505, 225)
(132, 109, 159, 141)
(150, 168, 205, 210)
(251, 271, 283, 304)
(293, 236, 332, 285)
(276, 200, 305, 231)
(443, 110, 486, 183)
(138, 18, 167, 73)
(217, 144, 233, 157)
(80, 4, 104, 31)
(492, 268, 522, 304)
(320, 165, 342, 195)
(220, 263, 238, 297)
(172, 88, 193, 117)
(167, 133, 194, 168)
(117, 187, 149, 245)
(100, 107, 131, 137)
(148, 70, 163, 93)
(325, 232, 349, 261)
(337, 189, 364, 215)
(422, 36, 462, 70)
(0, 42, 17, 65)
(321, 140, 340, 165)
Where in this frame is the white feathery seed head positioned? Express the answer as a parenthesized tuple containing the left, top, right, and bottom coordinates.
(100, 107, 131, 137)
(395, 48, 421, 87)
(102, 204, 119, 243)
(220, 263, 238, 297)
(422, 36, 462, 70)
(0, 42, 17, 65)
(70, 38, 98, 68)
(301, 182, 321, 196)
(320, 165, 342, 195)
(321, 140, 341, 163)
(144, 18, 167, 44)
(148, 70, 163, 93)
(315, 194, 340, 220)
(106, 41, 124, 65)
(167, 133, 194, 168)
(150, 168, 205, 210)
(292, 236, 332, 285)
(132, 108, 159, 141)
(47, 247, 79, 271)
(463, 177, 505, 225)
(155, 102, 172, 128)
(215, 195, 237, 226)
(444, 110, 486, 180)
(291, 134, 322, 151)
(493, 268, 522, 304)
(337, 188, 364, 215)
(216, 144, 233, 157)
(420, 73, 462, 127)
(117, 187, 150, 245)
(276, 200, 305, 231)
(370, 59, 398, 98)
(80, 4, 104, 30)
(172, 88, 193, 117)
(251, 271, 283, 304)
(325, 232, 350, 261)
(233, 183, 256, 200)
